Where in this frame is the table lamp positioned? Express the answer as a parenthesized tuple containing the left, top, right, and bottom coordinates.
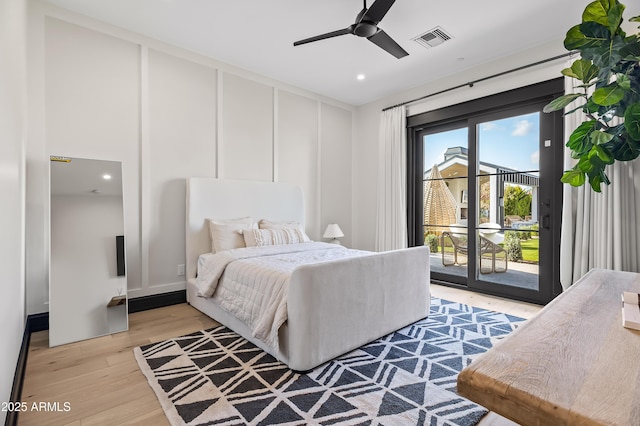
(323, 223, 344, 244)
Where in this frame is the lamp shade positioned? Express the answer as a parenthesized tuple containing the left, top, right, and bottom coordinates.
(323, 223, 344, 239)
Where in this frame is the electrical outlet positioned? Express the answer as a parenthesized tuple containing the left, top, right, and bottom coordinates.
(177, 264, 186, 276)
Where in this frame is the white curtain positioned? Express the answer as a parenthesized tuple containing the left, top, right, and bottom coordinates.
(375, 106, 408, 251)
(560, 73, 640, 289)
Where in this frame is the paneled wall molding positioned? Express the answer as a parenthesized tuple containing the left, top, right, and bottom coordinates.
(140, 44, 150, 293)
(216, 71, 223, 178)
(31, 1, 355, 112)
(273, 87, 279, 183)
(26, 1, 355, 313)
(317, 101, 323, 241)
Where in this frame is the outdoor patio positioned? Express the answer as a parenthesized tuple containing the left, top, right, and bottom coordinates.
(429, 252, 539, 291)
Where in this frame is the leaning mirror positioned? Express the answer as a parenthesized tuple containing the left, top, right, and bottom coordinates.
(49, 156, 128, 346)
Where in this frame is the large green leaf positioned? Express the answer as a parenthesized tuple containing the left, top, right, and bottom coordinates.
(577, 151, 596, 172)
(624, 103, 640, 140)
(593, 84, 626, 105)
(589, 172, 606, 192)
(565, 22, 610, 51)
(578, 21, 611, 49)
(561, 67, 577, 79)
(610, 134, 640, 160)
(543, 94, 583, 112)
(561, 169, 587, 187)
(589, 129, 615, 145)
(582, 0, 614, 27)
(616, 74, 631, 90)
(595, 144, 615, 163)
(562, 59, 600, 83)
(565, 25, 589, 50)
(586, 149, 610, 192)
(617, 91, 640, 116)
(607, 3, 626, 34)
(567, 120, 597, 154)
(619, 39, 640, 59)
(582, 0, 625, 35)
(588, 145, 605, 164)
(585, 35, 626, 69)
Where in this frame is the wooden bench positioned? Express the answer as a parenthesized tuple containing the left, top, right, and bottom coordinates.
(458, 269, 640, 425)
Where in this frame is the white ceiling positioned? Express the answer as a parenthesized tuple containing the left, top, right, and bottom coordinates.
(41, 0, 634, 106)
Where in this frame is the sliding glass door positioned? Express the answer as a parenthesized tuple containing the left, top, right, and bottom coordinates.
(423, 124, 469, 284)
(409, 80, 564, 304)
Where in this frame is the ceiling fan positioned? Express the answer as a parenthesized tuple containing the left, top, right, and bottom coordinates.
(293, 0, 409, 59)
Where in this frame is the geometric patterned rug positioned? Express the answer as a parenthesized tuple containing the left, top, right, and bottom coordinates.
(134, 298, 525, 426)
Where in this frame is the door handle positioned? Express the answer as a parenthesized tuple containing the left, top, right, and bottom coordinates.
(542, 214, 550, 229)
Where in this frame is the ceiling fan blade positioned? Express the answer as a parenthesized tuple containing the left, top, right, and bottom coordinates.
(362, 0, 396, 24)
(293, 27, 352, 46)
(368, 29, 408, 58)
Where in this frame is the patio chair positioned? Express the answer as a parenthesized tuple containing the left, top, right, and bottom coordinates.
(441, 231, 468, 266)
(442, 225, 508, 274)
(479, 235, 508, 274)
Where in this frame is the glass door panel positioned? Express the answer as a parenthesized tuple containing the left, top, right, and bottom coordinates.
(423, 126, 468, 283)
(475, 112, 540, 291)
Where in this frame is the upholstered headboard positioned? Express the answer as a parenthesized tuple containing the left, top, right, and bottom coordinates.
(185, 178, 305, 281)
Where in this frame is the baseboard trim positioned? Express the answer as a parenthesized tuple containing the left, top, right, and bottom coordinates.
(27, 312, 49, 333)
(6, 290, 186, 425)
(6, 312, 49, 426)
(128, 290, 187, 313)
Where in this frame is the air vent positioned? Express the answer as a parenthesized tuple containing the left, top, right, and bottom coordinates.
(413, 27, 453, 49)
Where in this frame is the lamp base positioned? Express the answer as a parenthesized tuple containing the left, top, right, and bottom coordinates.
(328, 238, 341, 245)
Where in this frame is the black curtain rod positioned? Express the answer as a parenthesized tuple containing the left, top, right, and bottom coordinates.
(382, 51, 575, 112)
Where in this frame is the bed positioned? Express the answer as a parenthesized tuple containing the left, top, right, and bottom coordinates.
(186, 177, 430, 372)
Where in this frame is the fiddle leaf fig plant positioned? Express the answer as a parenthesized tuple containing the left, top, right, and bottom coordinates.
(543, 0, 640, 192)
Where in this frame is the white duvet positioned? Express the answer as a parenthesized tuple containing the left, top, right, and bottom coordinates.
(196, 242, 369, 350)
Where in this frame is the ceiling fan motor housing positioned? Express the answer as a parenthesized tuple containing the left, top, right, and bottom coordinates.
(353, 22, 378, 38)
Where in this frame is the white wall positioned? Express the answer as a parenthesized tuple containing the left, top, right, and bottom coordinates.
(321, 104, 353, 244)
(26, 1, 355, 312)
(0, 0, 27, 421)
(353, 41, 570, 251)
(147, 48, 217, 292)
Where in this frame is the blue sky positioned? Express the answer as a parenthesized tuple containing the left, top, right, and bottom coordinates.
(423, 112, 540, 174)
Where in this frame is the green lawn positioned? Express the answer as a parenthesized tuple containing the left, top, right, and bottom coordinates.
(520, 237, 539, 263)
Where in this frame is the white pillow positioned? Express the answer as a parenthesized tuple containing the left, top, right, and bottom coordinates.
(208, 217, 255, 253)
(257, 219, 310, 244)
(243, 228, 311, 247)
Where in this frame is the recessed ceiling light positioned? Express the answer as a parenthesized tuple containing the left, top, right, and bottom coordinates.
(357, 74, 366, 81)
(456, 57, 465, 62)
(103, 174, 112, 180)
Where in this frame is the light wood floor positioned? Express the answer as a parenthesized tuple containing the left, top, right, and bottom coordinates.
(19, 285, 542, 425)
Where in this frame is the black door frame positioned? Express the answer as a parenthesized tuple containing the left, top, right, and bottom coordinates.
(407, 78, 564, 304)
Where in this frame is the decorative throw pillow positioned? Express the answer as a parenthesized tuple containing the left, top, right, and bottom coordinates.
(258, 219, 310, 242)
(208, 217, 255, 253)
(243, 228, 311, 247)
